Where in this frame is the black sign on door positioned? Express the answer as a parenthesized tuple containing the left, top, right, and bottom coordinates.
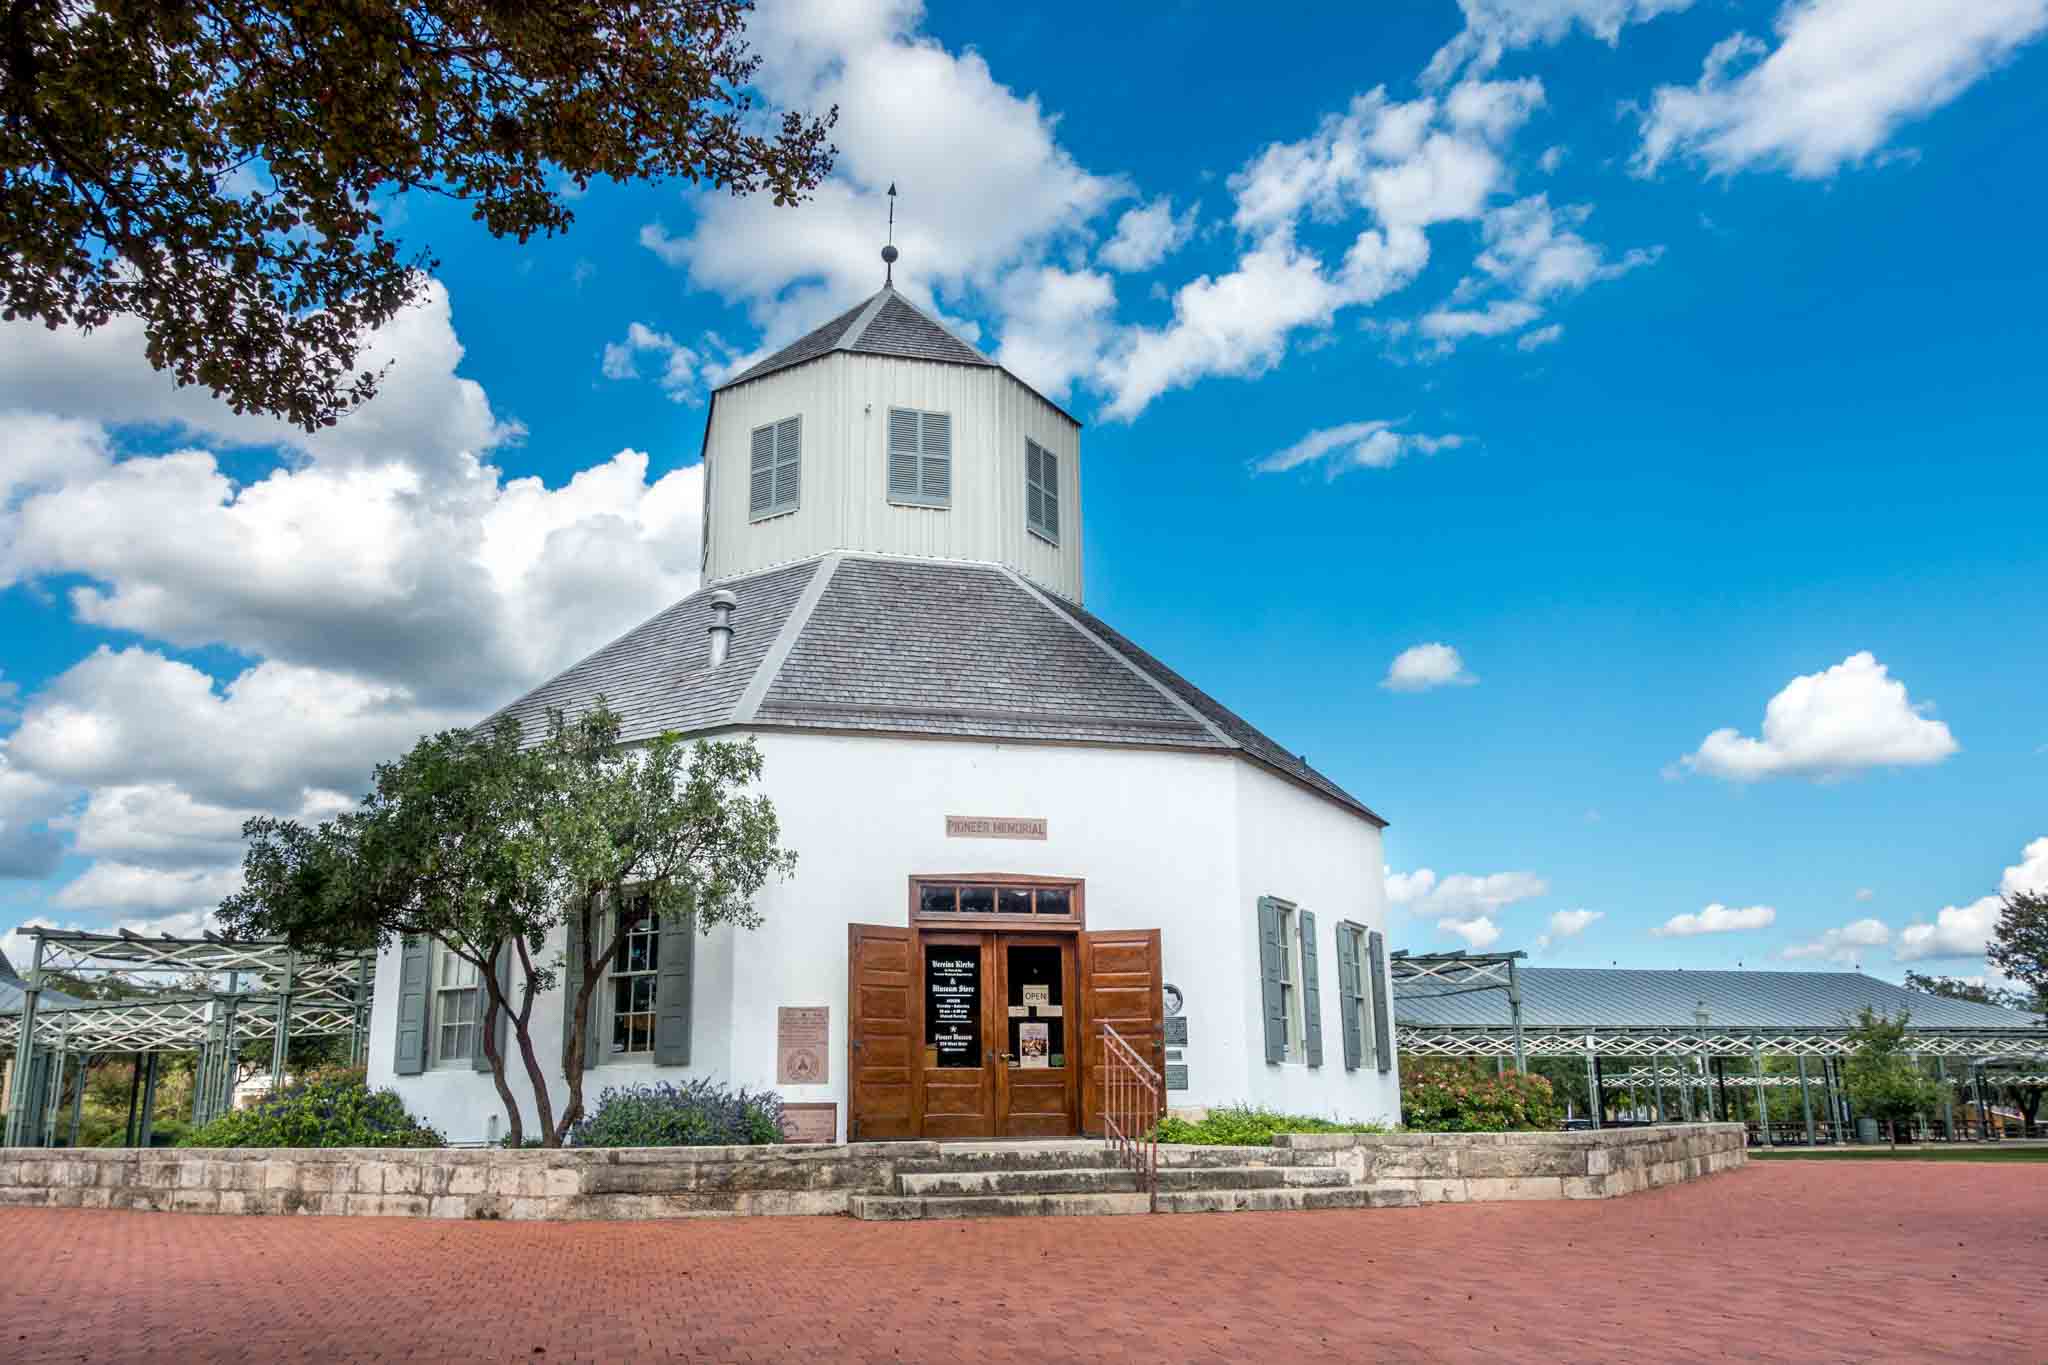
(926, 950, 981, 1067)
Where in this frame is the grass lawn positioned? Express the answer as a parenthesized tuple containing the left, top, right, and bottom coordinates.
(1752, 1146, 2048, 1163)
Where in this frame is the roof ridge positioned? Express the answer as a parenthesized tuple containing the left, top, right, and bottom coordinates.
(870, 288, 995, 365)
(731, 553, 840, 723)
(833, 288, 896, 357)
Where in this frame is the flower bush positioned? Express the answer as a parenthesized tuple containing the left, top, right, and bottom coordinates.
(1399, 1060, 1563, 1132)
(570, 1079, 785, 1147)
(1153, 1104, 1388, 1146)
(180, 1068, 444, 1148)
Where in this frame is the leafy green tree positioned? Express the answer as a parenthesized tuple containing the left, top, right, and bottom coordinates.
(1988, 889, 2048, 1012)
(1842, 1008, 1943, 1148)
(3, 0, 835, 430)
(1903, 970, 2041, 1014)
(219, 700, 795, 1147)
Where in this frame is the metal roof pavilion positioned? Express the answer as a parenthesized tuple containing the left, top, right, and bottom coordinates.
(1394, 963, 2048, 1061)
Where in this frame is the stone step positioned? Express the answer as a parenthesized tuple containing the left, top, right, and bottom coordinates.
(898, 1142, 1331, 1174)
(1156, 1186, 1419, 1215)
(894, 1164, 1350, 1197)
(849, 1182, 1418, 1221)
(898, 1167, 1140, 1196)
(851, 1191, 1154, 1220)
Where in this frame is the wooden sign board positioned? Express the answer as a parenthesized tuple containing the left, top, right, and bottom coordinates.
(777, 1006, 830, 1086)
(781, 1102, 837, 1144)
(945, 815, 1047, 840)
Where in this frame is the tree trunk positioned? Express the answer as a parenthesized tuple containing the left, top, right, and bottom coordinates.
(553, 902, 627, 1146)
(509, 937, 557, 1146)
(475, 941, 522, 1147)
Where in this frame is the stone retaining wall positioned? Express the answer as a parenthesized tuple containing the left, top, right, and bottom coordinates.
(0, 1123, 1743, 1219)
(1274, 1122, 1746, 1202)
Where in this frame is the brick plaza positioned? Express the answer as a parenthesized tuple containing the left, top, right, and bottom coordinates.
(4, 1161, 2042, 1362)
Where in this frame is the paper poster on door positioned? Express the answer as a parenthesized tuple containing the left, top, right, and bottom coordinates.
(1019, 1021, 1050, 1067)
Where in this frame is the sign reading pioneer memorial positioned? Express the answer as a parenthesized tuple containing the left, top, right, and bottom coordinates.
(776, 1006, 830, 1086)
(944, 815, 1047, 840)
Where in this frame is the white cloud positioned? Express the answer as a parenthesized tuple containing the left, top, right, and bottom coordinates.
(53, 862, 244, 914)
(1780, 917, 1891, 963)
(1252, 419, 1466, 479)
(1386, 866, 1548, 922)
(992, 266, 1117, 402)
(0, 278, 710, 930)
(600, 323, 701, 402)
(639, 0, 1125, 379)
(1636, 0, 2048, 179)
(1538, 145, 1567, 173)
(1098, 197, 1197, 272)
(1439, 915, 1503, 949)
(1381, 643, 1479, 692)
(1678, 652, 1959, 781)
(1419, 196, 1660, 352)
(1426, 0, 1696, 86)
(1517, 323, 1564, 351)
(1856, 887, 1875, 902)
(1653, 903, 1777, 936)
(1897, 836, 2048, 962)
(1535, 907, 1604, 950)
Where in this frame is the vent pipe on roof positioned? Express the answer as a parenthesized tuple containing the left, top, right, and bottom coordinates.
(706, 589, 737, 669)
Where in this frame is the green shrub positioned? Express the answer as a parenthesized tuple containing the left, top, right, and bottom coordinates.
(1400, 1060, 1563, 1132)
(1153, 1103, 1389, 1146)
(570, 1079, 785, 1147)
(179, 1070, 443, 1149)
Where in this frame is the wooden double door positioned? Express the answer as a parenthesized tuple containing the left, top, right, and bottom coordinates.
(848, 924, 1162, 1141)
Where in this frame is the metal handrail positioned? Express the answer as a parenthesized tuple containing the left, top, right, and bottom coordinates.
(1099, 1021, 1161, 1213)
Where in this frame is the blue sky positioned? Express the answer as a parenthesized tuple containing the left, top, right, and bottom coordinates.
(2, 0, 2045, 980)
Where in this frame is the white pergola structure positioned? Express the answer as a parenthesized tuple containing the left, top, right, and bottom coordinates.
(2, 927, 374, 1148)
(1392, 953, 2048, 1145)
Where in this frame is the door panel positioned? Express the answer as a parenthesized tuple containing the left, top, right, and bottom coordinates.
(847, 924, 915, 1141)
(995, 934, 1079, 1137)
(1078, 929, 1165, 1137)
(918, 933, 996, 1139)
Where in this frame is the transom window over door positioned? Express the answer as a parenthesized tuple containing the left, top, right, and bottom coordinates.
(432, 945, 480, 1067)
(750, 416, 801, 521)
(913, 878, 1081, 925)
(888, 407, 952, 507)
(1025, 438, 1059, 543)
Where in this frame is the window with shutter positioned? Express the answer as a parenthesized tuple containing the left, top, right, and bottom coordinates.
(1299, 908, 1324, 1068)
(1025, 438, 1059, 544)
(749, 416, 801, 521)
(1335, 922, 1367, 1072)
(886, 407, 952, 507)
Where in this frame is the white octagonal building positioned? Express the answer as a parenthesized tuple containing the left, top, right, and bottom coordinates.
(370, 274, 1398, 1143)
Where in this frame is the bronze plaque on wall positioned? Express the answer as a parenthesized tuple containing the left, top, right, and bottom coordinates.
(944, 815, 1048, 840)
(777, 1006, 830, 1085)
(782, 1102, 837, 1144)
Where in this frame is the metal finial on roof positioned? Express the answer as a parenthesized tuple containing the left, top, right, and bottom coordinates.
(882, 183, 899, 286)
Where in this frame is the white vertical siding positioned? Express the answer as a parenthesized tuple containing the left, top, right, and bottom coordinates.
(703, 355, 1085, 601)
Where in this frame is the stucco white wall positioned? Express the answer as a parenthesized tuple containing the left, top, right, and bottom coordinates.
(702, 354, 1083, 600)
(374, 730, 1395, 1143)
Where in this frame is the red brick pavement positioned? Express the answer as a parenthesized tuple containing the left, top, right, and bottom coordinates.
(3, 1161, 2044, 1363)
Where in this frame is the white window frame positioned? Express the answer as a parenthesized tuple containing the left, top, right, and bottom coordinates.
(1345, 922, 1376, 1067)
(1277, 903, 1305, 1064)
(749, 415, 801, 522)
(1025, 437, 1059, 545)
(601, 895, 661, 1061)
(430, 943, 481, 1069)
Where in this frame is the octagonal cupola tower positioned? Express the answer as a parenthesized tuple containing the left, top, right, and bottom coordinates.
(699, 252, 1083, 602)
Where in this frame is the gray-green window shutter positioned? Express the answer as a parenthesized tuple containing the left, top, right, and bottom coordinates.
(1335, 926, 1363, 1071)
(922, 411, 951, 503)
(1299, 909, 1324, 1068)
(472, 946, 510, 1073)
(1041, 449, 1058, 538)
(1257, 897, 1285, 1065)
(1368, 929, 1393, 1074)
(888, 408, 919, 501)
(653, 908, 696, 1066)
(749, 424, 775, 516)
(775, 416, 801, 509)
(393, 936, 431, 1075)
